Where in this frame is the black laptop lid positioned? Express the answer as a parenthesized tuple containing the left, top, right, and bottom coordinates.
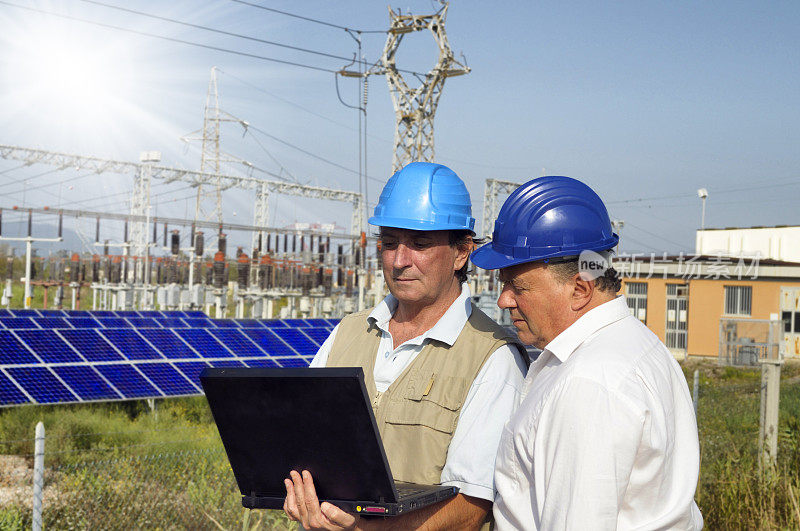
(200, 367, 398, 504)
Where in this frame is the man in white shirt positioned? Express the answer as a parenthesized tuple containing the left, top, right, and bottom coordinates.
(471, 176, 703, 530)
(283, 162, 526, 530)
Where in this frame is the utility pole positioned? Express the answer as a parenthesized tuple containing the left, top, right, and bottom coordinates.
(375, 3, 470, 172)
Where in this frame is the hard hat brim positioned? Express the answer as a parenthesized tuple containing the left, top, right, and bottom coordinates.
(368, 215, 475, 234)
(470, 236, 619, 270)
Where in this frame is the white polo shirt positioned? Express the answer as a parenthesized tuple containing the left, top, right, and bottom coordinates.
(311, 284, 527, 502)
(494, 296, 703, 530)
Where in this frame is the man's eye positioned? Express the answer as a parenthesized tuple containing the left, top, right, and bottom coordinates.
(413, 240, 433, 248)
(381, 240, 398, 248)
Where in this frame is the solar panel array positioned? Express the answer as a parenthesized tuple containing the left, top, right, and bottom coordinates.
(0, 309, 337, 407)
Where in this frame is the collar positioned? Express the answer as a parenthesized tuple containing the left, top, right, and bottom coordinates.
(542, 295, 631, 363)
(367, 283, 473, 347)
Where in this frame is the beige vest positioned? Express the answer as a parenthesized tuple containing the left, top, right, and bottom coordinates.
(327, 302, 523, 487)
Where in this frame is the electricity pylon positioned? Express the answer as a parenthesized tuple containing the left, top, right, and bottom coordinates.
(181, 67, 249, 227)
(376, 3, 470, 172)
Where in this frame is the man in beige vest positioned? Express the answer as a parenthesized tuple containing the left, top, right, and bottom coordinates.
(283, 162, 526, 530)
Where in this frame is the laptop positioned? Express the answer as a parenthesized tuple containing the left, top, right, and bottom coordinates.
(200, 367, 458, 516)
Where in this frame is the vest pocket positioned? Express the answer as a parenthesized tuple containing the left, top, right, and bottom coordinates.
(383, 371, 467, 434)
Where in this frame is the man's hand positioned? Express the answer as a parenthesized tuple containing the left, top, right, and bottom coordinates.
(283, 470, 361, 530)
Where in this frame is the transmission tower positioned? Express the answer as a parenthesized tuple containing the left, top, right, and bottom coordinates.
(182, 67, 249, 227)
(376, 3, 470, 172)
(482, 179, 521, 238)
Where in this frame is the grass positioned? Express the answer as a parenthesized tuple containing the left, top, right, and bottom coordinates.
(0, 361, 798, 528)
(684, 360, 800, 529)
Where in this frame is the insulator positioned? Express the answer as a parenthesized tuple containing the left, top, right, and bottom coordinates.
(70, 253, 80, 283)
(323, 268, 333, 297)
(218, 233, 227, 254)
(257, 233, 263, 253)
(363, 76, 369, 107)
(6, 256, 13, 281)
(283, 234, 288, 254)
(27, 210, 32, 237)
(0, 208, 3, 236)
(190, 224, 195, 251)
(345, 270, 354, 298)
(213, 251, 226, 289)
(237, 252, 250, 289)
(266, 234, 272, 252)
(96, 217, 100, 242)
(166, 259, 177, 284)
(170, 230, 180, 255)
(152, 219, 157, 243)
(195, 231, 205, 256)
(58, 213, 63, 238)
(123, 220, 128, 243)
(292, 234, 297, 253)
(163, 223, 168, 247)
(205, 262, 213, 285)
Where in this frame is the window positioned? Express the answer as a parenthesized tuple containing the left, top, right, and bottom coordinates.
(625, 282, 648, 323)
(724, 286, 752, 316)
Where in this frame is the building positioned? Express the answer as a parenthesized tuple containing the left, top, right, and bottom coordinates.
(615, 252, 800, 360)
(696, 225, 800, 263)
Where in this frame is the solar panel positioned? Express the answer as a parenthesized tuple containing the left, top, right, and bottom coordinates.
(0, 310, 331, 406)
(0, 309, 12, 317)
(138, 329, 199, 360)
(136, 363, 198, 395)
(94, 364, 161, 399)
(208, 359, 246, 368)
(207, 329, 267, 357)
(175, 329, 232, 358)
(125, 317, 161, 328)
(36, 317, 71, 329)
(0, 370, 29, 404)
(211, 319, 239, 328)
(241, 358, 280, 368)
(14, 330, 84, 364)
(96, 317, 131, 328)
(303, 327, 333, 347)
(66, 317, 102, 329)
(10, 309, 39, 317)
(237, 319, 265, 328)
(100, 330, 163, 361)
(0, 331, 40, 365)
(0, 317, 39, 329)
(174, 361, 210, 388)
(182, 318, 215, 328)
(154, 317, 188, 328)
(52, 365, 121, 401)
(7, 366, 79, 404)
(39, 310, 67, 317)
(262, 319, 288, 328)
(240, 328, 296, 357)
(271, 328, 318, 357)
(60, 329, 124, 362)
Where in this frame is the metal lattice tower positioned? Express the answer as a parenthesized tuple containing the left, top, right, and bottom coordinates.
(482, 179, 521, 238)
(377, 3, 470, 172)
(182, 67, 249, 227)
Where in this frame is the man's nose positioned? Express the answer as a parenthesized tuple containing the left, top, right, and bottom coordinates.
(393, 243, 412, 269)
(497, 284, 515, 309)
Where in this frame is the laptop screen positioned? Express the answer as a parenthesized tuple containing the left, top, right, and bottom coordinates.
(201, 367, 398, 504)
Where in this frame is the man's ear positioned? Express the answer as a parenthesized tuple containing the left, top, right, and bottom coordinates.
(453, 239, 472, 271)
(570, 273, 594, 312)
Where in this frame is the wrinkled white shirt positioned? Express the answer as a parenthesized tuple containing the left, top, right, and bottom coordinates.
(494, 296, 703, 530)
(312, 284, 526, 501)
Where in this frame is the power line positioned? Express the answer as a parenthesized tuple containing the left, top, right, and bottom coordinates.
(75, 0, 379, 68)
(0, 1, 338, 73)
(229, 0, 387, 34)
(247, 124, 385, 184)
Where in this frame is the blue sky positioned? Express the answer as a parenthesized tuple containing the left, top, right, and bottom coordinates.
(0, 0, 798, 255)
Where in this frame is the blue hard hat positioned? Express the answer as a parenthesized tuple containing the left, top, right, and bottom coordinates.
(369, 162, 475, 233)
(471, 176, 619, 270)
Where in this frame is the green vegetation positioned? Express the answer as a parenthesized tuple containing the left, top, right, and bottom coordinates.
(685, 360, 800, 529)
(0, 361, 797, 529)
